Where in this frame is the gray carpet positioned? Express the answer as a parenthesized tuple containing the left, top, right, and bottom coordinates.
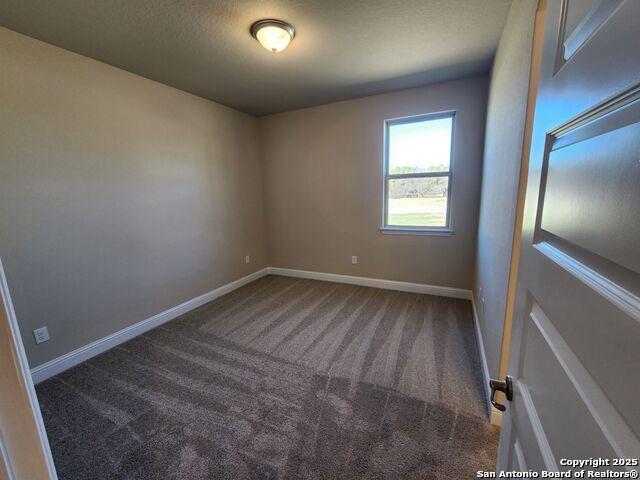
(37, 275, 499, 479)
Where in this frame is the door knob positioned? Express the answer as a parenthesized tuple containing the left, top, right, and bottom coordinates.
(489, 376, 513, 412)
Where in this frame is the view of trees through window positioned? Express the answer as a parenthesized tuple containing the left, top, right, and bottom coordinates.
(385, 115, 453, 228)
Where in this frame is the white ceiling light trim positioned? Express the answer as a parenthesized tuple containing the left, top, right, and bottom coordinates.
(250, 19, 296, 53)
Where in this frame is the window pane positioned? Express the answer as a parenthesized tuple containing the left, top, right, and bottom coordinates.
(387, 177, 448, 227)
(388, 116, 452, 174)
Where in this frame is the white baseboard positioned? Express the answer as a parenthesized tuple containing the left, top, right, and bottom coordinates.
(471, 294, 502, 427)
(30, 268, 269, 384)
(30, 266, 473, 384)
(267, 267, 472, 300)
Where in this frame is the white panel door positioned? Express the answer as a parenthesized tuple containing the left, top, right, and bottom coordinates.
(496, 0, 640, 475)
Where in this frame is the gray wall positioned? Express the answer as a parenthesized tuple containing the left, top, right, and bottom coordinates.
(260, 76, 488, 288)
(0, 27, 267, 367)
(1, 25, 495, 371)
(473, 0, 538, 379)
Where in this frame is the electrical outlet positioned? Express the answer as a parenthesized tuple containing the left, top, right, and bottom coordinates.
(351, 256, 358, 265)
(33, 326, 50, 345)
(245, 255, 250, 264)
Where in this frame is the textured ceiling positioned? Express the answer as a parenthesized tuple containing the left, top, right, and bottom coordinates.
(0, 0, 511, 116)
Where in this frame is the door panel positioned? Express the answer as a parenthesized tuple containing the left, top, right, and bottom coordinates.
(531, 245, 640, 440)
(522, 302, 630, 462)
(559, 0, 624, 63)
(540, 114, 640, 274)
(498, 0, 640, 473)
(513, 439, 528, 471)
(509, 383, 555, 471)
(550, 0, 639, 115)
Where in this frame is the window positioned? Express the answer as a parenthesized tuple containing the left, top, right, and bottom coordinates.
(383, 112, 454, 232)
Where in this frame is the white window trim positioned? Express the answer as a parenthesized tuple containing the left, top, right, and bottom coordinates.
(381, 111, 456, 236)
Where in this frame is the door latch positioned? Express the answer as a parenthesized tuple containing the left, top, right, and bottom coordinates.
(489, 376, 513, 412)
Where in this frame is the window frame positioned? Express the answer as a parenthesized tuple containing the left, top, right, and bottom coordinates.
(381, 111, 456, 235)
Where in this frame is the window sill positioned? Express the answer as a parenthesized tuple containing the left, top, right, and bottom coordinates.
(379, 227, 455, 236)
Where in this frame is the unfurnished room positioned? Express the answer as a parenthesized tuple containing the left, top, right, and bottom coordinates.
(0, 1, 639, 479)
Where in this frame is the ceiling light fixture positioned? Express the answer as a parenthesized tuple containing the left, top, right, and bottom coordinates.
(250, 19, 295, 53)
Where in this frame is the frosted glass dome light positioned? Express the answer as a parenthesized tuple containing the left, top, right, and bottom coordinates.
(251, 19, 296, 53)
